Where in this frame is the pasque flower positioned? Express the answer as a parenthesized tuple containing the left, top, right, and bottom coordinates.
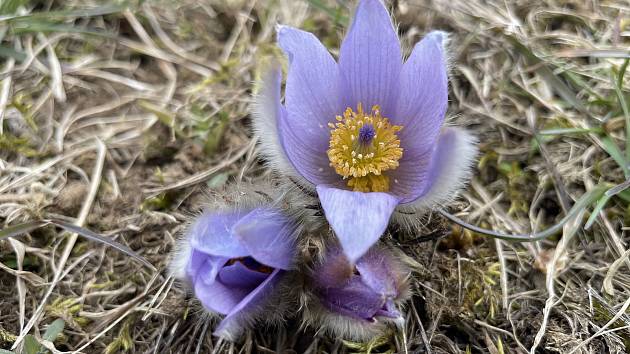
(253, 0, 477, 263)
(305, 246, 410, 340)
(171, 207, 296, 339)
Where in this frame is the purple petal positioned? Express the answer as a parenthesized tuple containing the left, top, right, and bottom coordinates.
(185, 249, 206, 282)
(189, 211, 249, 258)
(312, 248, 354, 288)
(214, 268, 284, 338)
(388, 148, 434, 202)
(374, 299, 401, 319)
(277, 25, 342, 186)
(278, 25, 340, 135)
(356, 248, 397, 297)
(395, 31, 448, 152)
(187, 250, 229, 285)
(232, 208, 295, 270)
(385, 32, 450, 202)
(278, 110, 344, 188)
(218, 261, 269, 289)
(313, 247, 404, 297)
(402, 127, 478, 207)
(338, 0, 402, 116)
(313, 246, 407, 321)
(316, 185, 399, 263)
(318, 276, 385, 321)
(194, 275, 251, 315)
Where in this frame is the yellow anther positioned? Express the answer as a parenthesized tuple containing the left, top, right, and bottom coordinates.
(327, 103, 403, 192)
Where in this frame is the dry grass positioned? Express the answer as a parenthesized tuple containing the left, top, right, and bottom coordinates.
(1, 0, 630, 353)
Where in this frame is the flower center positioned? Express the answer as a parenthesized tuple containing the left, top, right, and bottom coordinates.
(327, 104, 403, 192)
(227, 257, 274, 274)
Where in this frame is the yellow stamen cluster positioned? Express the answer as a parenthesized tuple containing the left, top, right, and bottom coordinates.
(327, 104, 403, 192)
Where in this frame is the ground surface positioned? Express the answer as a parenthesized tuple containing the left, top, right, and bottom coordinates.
(1, 0, 630, 353)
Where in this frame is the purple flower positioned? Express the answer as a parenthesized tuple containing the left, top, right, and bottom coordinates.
(253, 0, 477, 263)
(308, 246, 410, 339)
(173, 207, 296, 338)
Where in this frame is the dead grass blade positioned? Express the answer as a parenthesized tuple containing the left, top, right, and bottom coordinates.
(508, 35, 589, 116)
(11, 139, 107, 350)
(568, 296, 630, 354)
(0, 220, 49, 239)
(46, 219, 156, 271)
(143, 140, 255, 194)
(530, 205, 586, 353)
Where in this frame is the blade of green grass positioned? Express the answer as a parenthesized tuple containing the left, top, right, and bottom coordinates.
(0, 44, 26, 61)
(563, 70, 607, 103)
(42, 319, 64, 342)
(557, 49, 630, 59)
(508, 35, 589, 116)
(606, 178, 630, 197)
(305, 0, 349, 27)
(538, 127, 604, 135)
(10, 22, 115, 37)
(0, 0, 27, 15)
(619, 58, 630, 89)
(616, 189, 630, 203)
(0, 220, 49, 239)
(584, 194, 611, 229)
(23, 335, 39, 354)
(20, 319, 66, 354)
(0, 4, 126, 22)
(611, 59, 630, 161)
(601, 135, 630, 178)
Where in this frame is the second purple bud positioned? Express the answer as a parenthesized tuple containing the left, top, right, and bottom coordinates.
(304, 245, 411, 340)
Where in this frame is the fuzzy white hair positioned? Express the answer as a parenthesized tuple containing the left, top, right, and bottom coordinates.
(392, 127, 478, 232)
(251, 63, 315, 193)
(168, 231, 193, 282)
